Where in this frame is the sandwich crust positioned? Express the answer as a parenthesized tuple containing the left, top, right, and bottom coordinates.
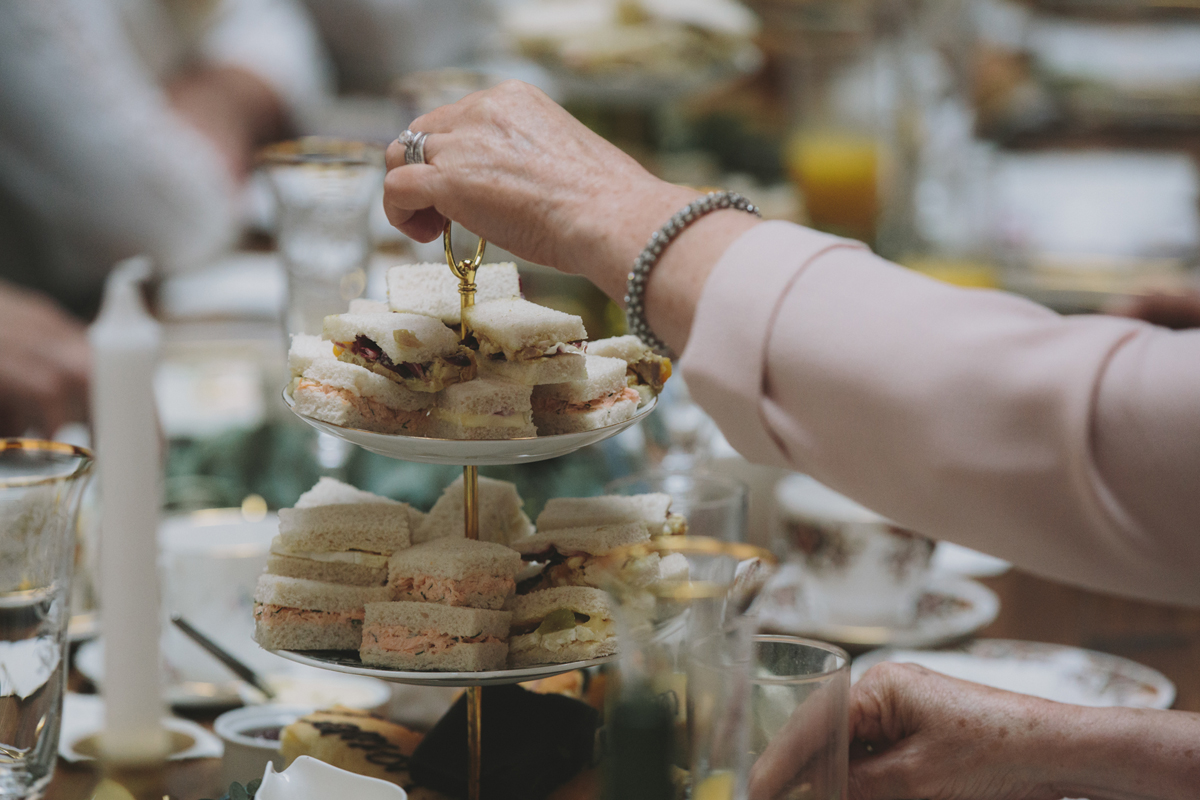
(387, 262, 521, 324)
(463, 298, 587, 360)
(253, 574, 390, 650)
(324, 312, 476, 392)
(416, 475, 535, 546)
(531, 355, 640, 434)
(387, 538, 522, 610)
(586, 335, 672, 394)
(431, 378, 536, 439)
(507, 587, 618, 667)
(361, 601, 512, 671)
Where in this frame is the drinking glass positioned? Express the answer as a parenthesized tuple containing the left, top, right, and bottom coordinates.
(601, 537, 777, 800)
(747, 636, 849, 800)
(0, 440, 93, 799)
(261, 138, 384, 339)
(605, 470, 748, 543)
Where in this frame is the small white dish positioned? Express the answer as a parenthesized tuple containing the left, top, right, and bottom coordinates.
(76, 638, 391, 711)
(214, 705, 312, 788)
(268, 649, 616, 687)
(758, 565, 1000, 650)
(852, 639, 1175, 710)
(258, 755, 407, 800)
(284, 388, 656, 466)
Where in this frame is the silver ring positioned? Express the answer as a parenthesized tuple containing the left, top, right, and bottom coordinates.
(397, 129, 429, 166)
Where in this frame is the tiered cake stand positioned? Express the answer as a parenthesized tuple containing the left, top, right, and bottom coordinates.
(271, 223, 657, 800)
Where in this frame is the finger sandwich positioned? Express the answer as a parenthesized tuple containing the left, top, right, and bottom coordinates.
(585, 335, 672, 403)
(289, 333, 335, 379)
(361, 601, 511, 671)
(464, 298, 587, 385)
(270, 478, 415, 586)
(387, 262, 521, 325)
(324, 311, 476, 393)
(388, 537, 522, 610)
(514, 523, 659, 594)
(431, 377, 536, 440)
(254, 574, 390, 650)
(508, 587, 618, 667)
(536, 493, 687, 538)
(415, 475, 535, 546)
(348, 298, 390, 314)
(531, 355, 640, 435)
(292, 359, 434, 436)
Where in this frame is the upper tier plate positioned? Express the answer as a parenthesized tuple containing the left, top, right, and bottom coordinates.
(283, 388, 656, 465)
(269, 648, 615, 687)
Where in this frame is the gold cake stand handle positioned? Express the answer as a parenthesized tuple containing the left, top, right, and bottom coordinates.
(444, 219, 487, 800)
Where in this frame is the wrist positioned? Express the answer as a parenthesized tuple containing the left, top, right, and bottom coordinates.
(1042, 706, 1200, 800)
(560, 177, 697, 301)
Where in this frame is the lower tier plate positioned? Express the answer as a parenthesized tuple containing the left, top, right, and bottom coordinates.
(284, 388, 656, 466)
(268, 648, 616, 687)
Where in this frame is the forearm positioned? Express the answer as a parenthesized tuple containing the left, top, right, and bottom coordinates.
(577, 180, 761, 353)
(1046, 706, 1200, 800)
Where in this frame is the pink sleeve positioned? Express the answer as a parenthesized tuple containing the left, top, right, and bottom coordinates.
(681, 222, 1200, 607)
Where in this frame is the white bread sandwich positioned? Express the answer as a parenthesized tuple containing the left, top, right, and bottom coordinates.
(387, 537, 522, 610)
(387, 262, 521, 324)
(289, 333, 335, 379)
(271, 479, 414, 585)
(292, 359, 434, 436)
(585, 335, 672, 403)
(536, 493, 687, 538)
(348, 298, 390, 314)
(464, 298, 587, 385)
(508, 587, 618, 667)
(431, 377, 536, 440)
(253, 574, 390, 650)
(531, 355, 640, 435)
(416, 474, 535, 546)
(360, 601, 511, 671)
(513, 523, 660, 594)
(323, 311, 476, 392)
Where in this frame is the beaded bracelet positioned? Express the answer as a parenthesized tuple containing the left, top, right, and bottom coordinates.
(624, 191, 761, 357)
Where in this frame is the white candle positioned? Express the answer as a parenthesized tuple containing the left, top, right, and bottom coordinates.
(89, 257, 167, 763)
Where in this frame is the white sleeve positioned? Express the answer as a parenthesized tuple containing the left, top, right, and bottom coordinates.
(0, 0, 237, 280)
(201, 0, 334, 124)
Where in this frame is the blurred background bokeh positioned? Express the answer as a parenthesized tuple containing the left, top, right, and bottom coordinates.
(4, 0, 1200, 656)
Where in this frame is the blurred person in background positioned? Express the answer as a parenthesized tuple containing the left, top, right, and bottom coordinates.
(0, 0, 331, 436)
(383, 82, 1200, 799)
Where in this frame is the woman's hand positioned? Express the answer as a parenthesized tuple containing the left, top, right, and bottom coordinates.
(847, 663, 1068, 800)
(382, 81, 696, 299)
(847, 662, 1200, 800)
(382, 81, 760, 353)
(0, 282, 90, 437)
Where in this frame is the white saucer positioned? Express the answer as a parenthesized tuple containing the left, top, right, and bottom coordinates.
(852, 639, 1175, 710)
(269, 648, 615, 687)
(284, 389, 656, 466)
(757, 570, 1000, 650)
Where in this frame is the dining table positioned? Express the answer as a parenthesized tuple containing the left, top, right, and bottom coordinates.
(45, 567, 1200, 800)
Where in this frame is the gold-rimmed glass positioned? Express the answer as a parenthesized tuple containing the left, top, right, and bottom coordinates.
(747, 635, 849, 800)
(0, 439, 93, 799)
(601, 536, 777, 800)
(260, 138, 384, 339)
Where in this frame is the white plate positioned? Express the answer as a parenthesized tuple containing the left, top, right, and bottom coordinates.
(757, 571, 1000, 651)
(852, 639, 1175, 710)
(75, 638, 392, 711)
(284, 388, 656, 465)
(268, 648, 615, 687)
